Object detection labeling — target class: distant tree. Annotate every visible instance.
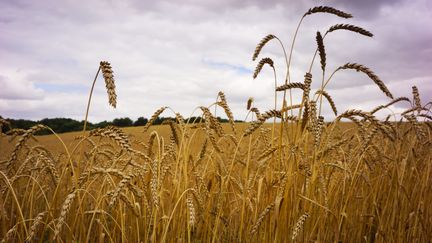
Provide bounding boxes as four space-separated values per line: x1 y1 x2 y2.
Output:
94 120 113 128
8 119 37 130
2 115 186 134
40 118 84 133
112 117 133 127
153 117 163 125
134 117 148 126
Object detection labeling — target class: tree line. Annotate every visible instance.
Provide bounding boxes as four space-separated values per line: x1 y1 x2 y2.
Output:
0 116 242 135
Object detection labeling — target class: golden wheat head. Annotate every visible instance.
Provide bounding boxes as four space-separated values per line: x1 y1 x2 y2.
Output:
100 61 117 108
252 34 276 61
316 31 326 72
304 6 352 18
326 24 373 37
253 57 274 79
337 63 393 99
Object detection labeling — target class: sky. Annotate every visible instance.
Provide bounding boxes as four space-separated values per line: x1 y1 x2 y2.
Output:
0 0 431 122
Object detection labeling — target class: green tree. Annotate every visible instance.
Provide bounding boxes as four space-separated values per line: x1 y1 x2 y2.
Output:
112 117 133 127
134 117 148 126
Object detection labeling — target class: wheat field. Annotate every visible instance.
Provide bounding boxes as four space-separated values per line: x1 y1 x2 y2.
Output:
1 5 431 243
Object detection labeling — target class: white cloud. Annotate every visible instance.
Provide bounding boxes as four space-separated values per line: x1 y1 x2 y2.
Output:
0 74 44 100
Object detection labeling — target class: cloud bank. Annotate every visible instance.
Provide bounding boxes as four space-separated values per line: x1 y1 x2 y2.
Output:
0 0 431 121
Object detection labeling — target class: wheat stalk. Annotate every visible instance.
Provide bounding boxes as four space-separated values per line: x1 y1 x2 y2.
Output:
83 61 117 132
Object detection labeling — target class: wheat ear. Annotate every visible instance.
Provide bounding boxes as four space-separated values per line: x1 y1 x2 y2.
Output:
7 124 46 170
217 91 236 134
292 213 309 241
412 86 421 112
370 97 411 114
251 203 275 235
253 57 274 79
83 61 117 132
53 191 77 239
326 24 373 37
25 211 48 242
276 82 306 91
90 126 132 152
100 61 117 108
244 110 283 136
316 31 326 72
304 6 352 18
252 34 276 61
1 224 18 243
337 63 393 99
143 107 168 132
246 97 254 110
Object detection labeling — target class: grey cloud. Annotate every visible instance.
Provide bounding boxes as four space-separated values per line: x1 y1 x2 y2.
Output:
332 0 402 18
0 75 44 100
0 0 430 121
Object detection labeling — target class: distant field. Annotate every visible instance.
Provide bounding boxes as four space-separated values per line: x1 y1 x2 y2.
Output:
1 122 357 160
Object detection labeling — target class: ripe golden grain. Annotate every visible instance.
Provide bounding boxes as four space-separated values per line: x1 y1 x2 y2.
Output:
100 61 117 108
326 24 373 37
252 34 276 61
304 6 352 18
337 63 394 99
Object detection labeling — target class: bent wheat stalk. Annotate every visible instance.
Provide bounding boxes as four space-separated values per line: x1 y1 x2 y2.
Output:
83 61 117 133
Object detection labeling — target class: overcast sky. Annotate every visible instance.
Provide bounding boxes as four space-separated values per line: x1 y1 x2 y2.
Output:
0 0 431 122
